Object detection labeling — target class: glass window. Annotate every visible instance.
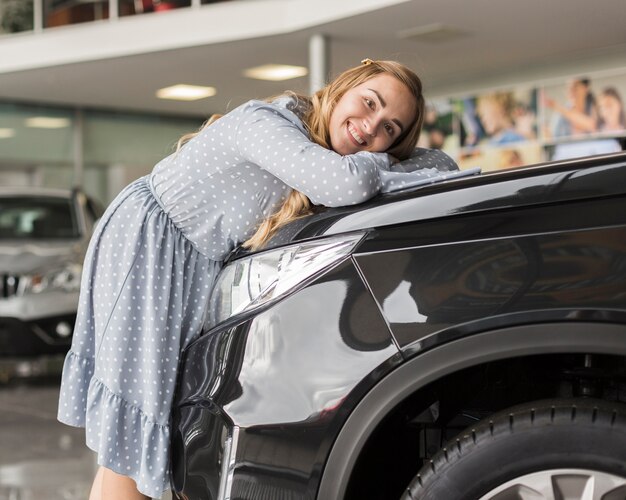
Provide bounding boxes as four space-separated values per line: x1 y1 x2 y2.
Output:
0 103 75 191
0 101 204 205
44 0 108 27
0 196 79 239
0 0 34 33
119 0 195 17
83 110 201 166
0 103 74 164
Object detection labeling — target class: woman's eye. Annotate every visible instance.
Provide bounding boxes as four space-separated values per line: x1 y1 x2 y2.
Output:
385 124 395 135
365 98 375 109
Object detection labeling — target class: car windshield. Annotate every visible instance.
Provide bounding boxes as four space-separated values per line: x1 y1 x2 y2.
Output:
0 196 80 239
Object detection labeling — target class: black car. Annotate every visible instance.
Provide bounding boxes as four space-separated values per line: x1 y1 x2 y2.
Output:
171 152 626 500
0 187 103 380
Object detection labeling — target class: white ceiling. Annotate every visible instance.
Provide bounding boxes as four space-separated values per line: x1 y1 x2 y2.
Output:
1 0 626 118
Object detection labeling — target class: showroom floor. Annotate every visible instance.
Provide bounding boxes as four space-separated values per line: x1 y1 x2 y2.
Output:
0 378 171 500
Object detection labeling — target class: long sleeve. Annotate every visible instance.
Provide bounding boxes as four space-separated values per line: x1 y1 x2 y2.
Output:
393 147 459 173
378 148 481 193
235 100 390 207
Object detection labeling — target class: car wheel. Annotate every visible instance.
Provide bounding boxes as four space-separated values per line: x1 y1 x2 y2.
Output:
403 398 626 500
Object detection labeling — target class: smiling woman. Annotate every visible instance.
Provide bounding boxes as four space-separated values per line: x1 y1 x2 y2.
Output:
244 59 428 249
56 58 467 500
329 73 417 155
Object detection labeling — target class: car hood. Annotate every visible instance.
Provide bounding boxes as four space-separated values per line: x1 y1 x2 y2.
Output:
0 240 85 274
233 153 626 258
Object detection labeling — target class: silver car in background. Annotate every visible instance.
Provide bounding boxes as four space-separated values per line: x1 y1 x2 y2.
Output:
0 188 102 381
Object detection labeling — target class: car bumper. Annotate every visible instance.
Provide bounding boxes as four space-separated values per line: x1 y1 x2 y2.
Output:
0 291 77 380
171 259 400 500
0 289 77 356
0 353 66 381
171 402 237 500
0 290 78 321
0 313 76 357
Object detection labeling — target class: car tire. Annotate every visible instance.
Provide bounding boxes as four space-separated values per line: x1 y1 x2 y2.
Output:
403 398 626 500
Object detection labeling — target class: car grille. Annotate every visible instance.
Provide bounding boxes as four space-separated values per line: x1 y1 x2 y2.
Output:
1 275 20 298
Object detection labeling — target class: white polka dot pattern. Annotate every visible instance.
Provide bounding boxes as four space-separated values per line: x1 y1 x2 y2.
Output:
149 96 393 260
378 147 471 191
56 95 466 498
58 180 220 498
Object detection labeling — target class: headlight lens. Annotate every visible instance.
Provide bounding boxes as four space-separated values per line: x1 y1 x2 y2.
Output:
207 233 364 330
22 263 83 295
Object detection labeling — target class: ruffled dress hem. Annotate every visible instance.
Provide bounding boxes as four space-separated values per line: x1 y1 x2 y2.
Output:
58 350 170 499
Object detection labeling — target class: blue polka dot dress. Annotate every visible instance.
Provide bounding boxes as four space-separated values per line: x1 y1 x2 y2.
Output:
57 95 468 498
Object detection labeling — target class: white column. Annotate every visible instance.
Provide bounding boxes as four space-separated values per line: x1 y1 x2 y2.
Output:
109 0 119 20
73 109 84 187
308 33 329 94
33 0 43 32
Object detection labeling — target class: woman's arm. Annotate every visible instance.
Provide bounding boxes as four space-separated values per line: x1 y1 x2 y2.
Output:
543 94 598 134
391 147 459 172
379 148 479 193
235 100 390 207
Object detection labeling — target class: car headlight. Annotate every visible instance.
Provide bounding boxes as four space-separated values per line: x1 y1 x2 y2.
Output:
207 233 364 330
22 263 83 295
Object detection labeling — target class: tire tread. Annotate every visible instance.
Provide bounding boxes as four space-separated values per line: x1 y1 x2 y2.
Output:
403 398 626 500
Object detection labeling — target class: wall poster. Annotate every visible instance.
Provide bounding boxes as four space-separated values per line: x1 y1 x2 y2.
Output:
429 68 626 171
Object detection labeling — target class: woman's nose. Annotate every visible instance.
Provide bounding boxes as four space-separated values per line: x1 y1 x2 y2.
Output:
364 117 381 136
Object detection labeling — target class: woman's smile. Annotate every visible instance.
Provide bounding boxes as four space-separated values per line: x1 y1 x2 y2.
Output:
329 73 416 156
347 122 366 145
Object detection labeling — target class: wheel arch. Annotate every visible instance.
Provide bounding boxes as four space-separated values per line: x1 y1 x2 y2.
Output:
317 321 626 500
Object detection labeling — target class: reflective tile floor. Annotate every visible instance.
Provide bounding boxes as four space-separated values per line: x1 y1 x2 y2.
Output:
0 378 171 500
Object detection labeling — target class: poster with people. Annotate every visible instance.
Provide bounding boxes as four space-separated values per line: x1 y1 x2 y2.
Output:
457 143 543 171
541 72 626 160
456 88 537 148
431 70 625 171
448 87 540 171
417 98 460 158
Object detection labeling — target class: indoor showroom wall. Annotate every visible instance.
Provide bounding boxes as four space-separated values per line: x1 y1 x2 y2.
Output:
0 103 203 204
0 48 624 204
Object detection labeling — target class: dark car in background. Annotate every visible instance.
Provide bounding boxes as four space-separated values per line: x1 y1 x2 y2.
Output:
171 152 626 500
0 188 102 380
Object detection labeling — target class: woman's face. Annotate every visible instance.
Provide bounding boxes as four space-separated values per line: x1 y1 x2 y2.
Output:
477 99 507 135
329 73 416 156
598 93 622 127
567 80 588 104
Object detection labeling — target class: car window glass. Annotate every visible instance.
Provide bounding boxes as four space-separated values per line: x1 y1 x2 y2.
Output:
0 197 79 239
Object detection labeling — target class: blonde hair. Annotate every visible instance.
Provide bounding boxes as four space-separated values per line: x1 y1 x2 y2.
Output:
178 60 425 250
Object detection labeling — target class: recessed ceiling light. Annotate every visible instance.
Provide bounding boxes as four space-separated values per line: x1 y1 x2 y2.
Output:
397 23 468 43
25 117 71 128
243 64 308 81
0 128 15 138
156 84 217 101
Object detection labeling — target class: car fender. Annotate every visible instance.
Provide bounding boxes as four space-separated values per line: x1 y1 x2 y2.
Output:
317 320 626 500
